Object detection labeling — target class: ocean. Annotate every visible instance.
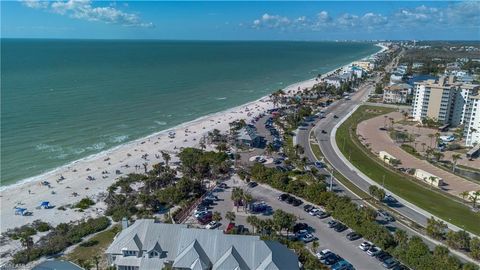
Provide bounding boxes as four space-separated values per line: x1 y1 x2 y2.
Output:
1 39 378 186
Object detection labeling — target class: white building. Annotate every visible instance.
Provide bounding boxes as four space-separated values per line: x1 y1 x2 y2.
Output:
322 76 344 88
383 83 412 104
464 95 480 146
106 219 300 270
411 76 458 124
414 169 444 187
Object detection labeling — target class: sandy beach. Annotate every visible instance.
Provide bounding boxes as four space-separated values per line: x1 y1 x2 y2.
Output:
0 44 386 263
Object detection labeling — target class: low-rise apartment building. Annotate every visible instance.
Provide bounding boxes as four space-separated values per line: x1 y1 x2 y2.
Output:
383 83 412 104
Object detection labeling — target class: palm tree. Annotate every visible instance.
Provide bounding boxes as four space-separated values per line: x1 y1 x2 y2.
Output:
231 187 244 211
451 153 461 173
402 111 409 121
470 190 480 208
246 215 259 233
161 151 171 167
93 255 100 270
311 240 319 253
459 191 470 201
212 211 222 222
225 211 236 223
394 229 408 246
243 193 254 212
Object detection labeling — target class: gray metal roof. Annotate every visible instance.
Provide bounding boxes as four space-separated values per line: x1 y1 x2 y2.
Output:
106 219 299 270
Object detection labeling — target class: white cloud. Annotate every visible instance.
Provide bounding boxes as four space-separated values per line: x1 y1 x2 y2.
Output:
20 0 154 28
250 1 479 32
252 13 291 29
21 0 48 9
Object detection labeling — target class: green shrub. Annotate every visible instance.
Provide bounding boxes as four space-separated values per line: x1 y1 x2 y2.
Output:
79 239 99 247
74 198 95 210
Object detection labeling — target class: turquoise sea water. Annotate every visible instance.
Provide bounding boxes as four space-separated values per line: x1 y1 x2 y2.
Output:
1 40 378 186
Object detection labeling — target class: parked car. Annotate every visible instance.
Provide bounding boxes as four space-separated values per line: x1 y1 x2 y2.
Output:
384 195 397 203
309 208 320 216
293 223 309 233
292 198 303 206
316 211 330 219
346 231 362 241
359 241 373 251
321 130 328 134
375 251 391 262
391 264 408 270
218 182 228 189
286 196 296 204
322 253 342 266
194 210 209 218
334 223 348 232
316 249 332 260
382 257 399 269
331 260 354 270
247 181 258 188
278 193 289 201
333 115 339 118
366 246 382 256
300 233 316 243
303 204 313 212
314 161 325 168
224 222 235 233
328 220 339 228
205 221 220 229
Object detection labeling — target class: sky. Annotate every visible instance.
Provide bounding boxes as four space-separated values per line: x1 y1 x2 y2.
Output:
1 1 480 40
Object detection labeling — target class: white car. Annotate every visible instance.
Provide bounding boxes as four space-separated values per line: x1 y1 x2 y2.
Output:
366 246 382 256
300 233 315 243
205 221 219 229
194 210 209 218
358 241 372 251
316 249 332 260
308 208 320 216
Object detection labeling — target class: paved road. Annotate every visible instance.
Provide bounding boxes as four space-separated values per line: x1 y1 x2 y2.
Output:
295 79 478 264
205 177 385 270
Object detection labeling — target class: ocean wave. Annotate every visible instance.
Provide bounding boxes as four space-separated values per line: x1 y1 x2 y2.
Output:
155 121 167 126
110 135 129 143
215 97 227 100
36 143 63 153
86 142 106 151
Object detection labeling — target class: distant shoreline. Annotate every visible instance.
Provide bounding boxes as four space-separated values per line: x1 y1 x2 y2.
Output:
0 43 385 192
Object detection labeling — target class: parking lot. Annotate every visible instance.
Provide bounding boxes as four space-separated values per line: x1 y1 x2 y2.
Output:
184 176 389 270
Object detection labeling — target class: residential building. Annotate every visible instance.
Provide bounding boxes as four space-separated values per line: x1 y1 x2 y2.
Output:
237 125 265 148
412 76 458 124
106 219 300 270
383 83 412 104
464 95 480 146
322 76 344 88
352 60 375 71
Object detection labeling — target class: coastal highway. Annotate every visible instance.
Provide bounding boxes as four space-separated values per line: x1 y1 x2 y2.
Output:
295 78 477 264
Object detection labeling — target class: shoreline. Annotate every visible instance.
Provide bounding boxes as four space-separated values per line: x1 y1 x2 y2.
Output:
0 44 385 193
0 44 386 237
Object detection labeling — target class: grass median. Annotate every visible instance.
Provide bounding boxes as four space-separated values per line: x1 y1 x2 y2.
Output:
335 105 480 235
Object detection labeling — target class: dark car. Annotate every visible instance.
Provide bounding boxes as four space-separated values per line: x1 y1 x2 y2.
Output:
321 130 327 134
292 198 303 206
382 257 399 269
316 211 330 219
247 182 258 188
293 223 309 233
334 223 348 232
286 196 295 204
278 193 289 201
333 115 339 118
392 264 408 270
323 253 342 266
328 220 339 228
303 204 313 212
376 251 391 262
346 232 362 241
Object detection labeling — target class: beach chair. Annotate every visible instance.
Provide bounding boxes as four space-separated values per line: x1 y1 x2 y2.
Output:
14 207 28 216
38 201 53 209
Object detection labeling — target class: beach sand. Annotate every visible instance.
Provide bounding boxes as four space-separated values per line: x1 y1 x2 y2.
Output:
0 44 386 263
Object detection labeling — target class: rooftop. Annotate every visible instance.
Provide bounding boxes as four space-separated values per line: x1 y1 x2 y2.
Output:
106 219 299 270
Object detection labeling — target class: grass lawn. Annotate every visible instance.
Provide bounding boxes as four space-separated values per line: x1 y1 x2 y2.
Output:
65 225 119 265
336 105 480 235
